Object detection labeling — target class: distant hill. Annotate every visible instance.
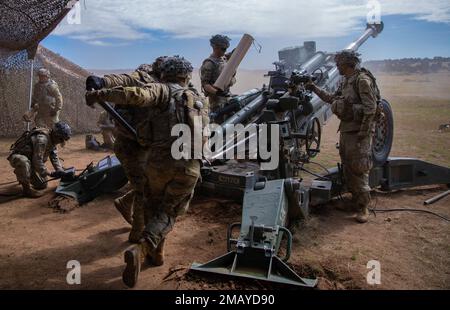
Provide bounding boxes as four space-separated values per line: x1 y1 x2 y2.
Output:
363 57 450 74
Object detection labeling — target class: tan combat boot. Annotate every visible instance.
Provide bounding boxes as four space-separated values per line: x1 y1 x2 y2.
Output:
355 206 369 223
122 240 151 288
114 190 134 225
149 239 165 266
122 239 163 287
21 183 44 198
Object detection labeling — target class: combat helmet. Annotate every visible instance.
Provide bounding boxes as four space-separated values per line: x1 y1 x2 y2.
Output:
151 56 168 76
160 56 193 80
210 34 231 49
136 63 153 74
334 50 361 66
52 121 72 141
37 68 50 77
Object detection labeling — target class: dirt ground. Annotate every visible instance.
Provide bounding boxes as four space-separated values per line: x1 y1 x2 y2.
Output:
0 72 449 290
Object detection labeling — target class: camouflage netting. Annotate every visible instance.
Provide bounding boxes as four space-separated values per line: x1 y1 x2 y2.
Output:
0 0 74 53
0 46 99 137
0 0 99 137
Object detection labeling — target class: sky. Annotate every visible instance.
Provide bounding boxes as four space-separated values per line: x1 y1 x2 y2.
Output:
42 0 450 70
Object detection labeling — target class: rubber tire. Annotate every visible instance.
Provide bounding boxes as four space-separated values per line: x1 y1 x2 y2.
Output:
372 99 394 166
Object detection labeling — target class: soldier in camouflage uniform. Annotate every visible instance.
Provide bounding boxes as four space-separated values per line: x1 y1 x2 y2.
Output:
97 111 115 150
8 122 72 197
23 68 63 128
306 50 379 223
86 56 209 288
86 56 167 243
200 34 236 123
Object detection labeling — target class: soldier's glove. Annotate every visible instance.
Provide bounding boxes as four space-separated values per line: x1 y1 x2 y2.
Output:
214 88 227 97
304 81 316 92
50 170 65 179
86 75 105 91
85 90 101 107
22 113 32 122
209 112 218 121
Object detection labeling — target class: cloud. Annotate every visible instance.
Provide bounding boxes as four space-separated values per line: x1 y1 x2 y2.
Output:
52 0 450 44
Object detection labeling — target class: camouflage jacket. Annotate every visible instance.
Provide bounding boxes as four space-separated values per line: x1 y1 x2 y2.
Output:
91 83 209 175
31 80 63 119
9 128 62 176
103 68 159 139
315 68 379 134
200 55 236 96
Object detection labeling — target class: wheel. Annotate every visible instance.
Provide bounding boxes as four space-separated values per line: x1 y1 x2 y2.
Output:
372 99 394 166
306 117 321 158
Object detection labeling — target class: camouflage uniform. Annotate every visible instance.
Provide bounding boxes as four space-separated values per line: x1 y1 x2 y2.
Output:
200 35 235 122
87 82 206 230
102 66 159 241
30 78 63 128
314 67 379 214
97 111 115 149
200 55 235 113
8 127 63 191
86 57 208 287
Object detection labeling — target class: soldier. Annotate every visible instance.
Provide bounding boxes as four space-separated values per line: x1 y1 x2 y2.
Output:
85 56 167 243
85 55 209 288
97 111 115 149
306 50 380 223
23 68 63 128
200 34 236 123
8 122 72 197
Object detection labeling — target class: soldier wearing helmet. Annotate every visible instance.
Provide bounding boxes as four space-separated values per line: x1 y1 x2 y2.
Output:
23 68 64 129
200 34 236 123
306 50 381 223
84 56 168 244
85 56 209 287
8 122 72 198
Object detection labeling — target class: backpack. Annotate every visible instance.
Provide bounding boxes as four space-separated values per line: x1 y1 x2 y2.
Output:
353 67 383 118
8 127 50 159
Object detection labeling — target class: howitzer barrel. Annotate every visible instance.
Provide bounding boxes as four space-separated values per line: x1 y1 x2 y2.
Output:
345 22 384 51
298 52 327 74
221 93 266 127
308 23 384 115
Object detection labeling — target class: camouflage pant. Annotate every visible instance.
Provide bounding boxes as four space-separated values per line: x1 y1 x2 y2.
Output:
8 154 48 189
142 157 199 248
101 129 115 149
339 132 373 208
114 135 148 227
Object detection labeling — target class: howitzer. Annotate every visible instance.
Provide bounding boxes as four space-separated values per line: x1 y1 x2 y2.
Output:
211 23 390 171
59 22 450 288
192 22 450 287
